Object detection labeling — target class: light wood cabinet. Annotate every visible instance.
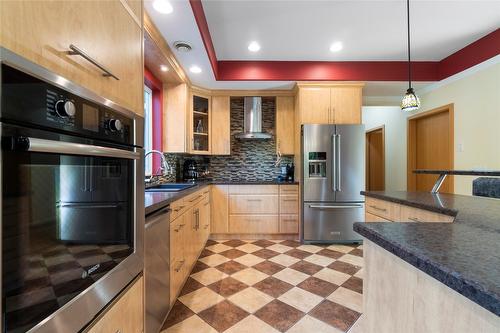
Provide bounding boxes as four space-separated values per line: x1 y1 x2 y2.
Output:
229 215 279 234
365 212 392 223
366 197 401 221
0 0 144 115
211 96 231 155
229 195 279 215
280 196 299 214
280 215 299 233
330 86 363 124
211 185 229 233
164 83 189 153
276 96 295 155
400 205 454 223
189 92 211 154
86 276 143 333
297 87 331 124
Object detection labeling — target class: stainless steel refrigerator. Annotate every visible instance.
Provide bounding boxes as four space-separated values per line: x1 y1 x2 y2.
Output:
301 124 365 243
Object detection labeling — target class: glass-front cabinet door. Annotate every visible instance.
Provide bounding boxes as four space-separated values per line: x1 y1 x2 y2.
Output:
190 93 211 154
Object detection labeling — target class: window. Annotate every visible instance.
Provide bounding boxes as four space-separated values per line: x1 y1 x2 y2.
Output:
144 85 153 176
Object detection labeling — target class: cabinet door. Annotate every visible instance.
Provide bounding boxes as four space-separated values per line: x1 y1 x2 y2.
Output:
330 87 362 124
164 83 189 153
200 197 211 243
276 96 295 155
190 94 211 154
299 88 330 124
211 185 229 233
211 96 231 155
170 214 187 304
87 277 143 333
0 0 143 115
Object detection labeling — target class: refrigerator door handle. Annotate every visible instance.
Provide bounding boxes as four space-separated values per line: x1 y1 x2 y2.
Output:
331 134 337 191
336 134 341 191
308 204 364 209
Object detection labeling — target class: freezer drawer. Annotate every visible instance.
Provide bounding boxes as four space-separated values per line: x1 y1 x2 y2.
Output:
303 202 364 243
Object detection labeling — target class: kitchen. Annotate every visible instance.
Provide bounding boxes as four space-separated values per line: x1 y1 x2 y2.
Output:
0 1 499 333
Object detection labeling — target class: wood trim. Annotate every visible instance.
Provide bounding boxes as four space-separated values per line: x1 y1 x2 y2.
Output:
407 104 454 192
211 89 295 97
295 82 365 88
366 125 385 191
119 0 141 27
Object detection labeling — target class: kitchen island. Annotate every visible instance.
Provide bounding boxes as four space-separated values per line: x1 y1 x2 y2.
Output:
354 191 500 333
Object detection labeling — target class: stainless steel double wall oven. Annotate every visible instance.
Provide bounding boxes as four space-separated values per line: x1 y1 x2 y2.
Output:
0 48 144 333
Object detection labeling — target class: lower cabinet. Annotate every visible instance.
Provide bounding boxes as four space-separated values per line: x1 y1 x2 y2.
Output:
86 276 144 333
169 187 210 306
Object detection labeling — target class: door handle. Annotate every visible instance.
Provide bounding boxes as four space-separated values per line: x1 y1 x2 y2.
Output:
67 44 119 80
336 134 341 191
331 134 337 191
309 204 363 209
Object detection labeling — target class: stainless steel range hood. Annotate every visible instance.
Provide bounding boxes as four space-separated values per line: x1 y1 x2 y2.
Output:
235 97 272 139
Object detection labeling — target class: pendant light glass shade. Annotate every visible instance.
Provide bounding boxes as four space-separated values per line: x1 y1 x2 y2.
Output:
401 87 420 112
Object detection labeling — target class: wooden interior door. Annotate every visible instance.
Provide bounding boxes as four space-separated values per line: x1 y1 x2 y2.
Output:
366 127 385 191
408 105 454 193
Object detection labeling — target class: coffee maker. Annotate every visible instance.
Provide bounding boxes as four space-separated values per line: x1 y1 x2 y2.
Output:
183 159 198 182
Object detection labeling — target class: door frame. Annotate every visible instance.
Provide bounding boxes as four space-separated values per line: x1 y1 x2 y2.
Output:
365 125 385 191
407 104 454 192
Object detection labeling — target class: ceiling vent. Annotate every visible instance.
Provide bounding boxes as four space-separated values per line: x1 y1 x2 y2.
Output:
173 41 192 52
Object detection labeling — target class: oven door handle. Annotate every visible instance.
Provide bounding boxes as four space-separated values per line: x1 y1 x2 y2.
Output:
4 136 139 160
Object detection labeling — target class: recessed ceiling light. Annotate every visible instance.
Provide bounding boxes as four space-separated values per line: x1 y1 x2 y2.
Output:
160 65 168 72
248 41 261 52
189 65 202 74
329 41 343 53
153 0 173 14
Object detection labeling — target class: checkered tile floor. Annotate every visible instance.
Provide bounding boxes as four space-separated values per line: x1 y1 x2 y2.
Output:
162 239 363 333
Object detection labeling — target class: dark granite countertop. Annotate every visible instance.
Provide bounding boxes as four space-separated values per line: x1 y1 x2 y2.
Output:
413 169 500 176
355 190 500 315
145 180 298 215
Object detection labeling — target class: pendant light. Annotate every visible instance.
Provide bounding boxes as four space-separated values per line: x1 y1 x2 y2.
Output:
401 0 421 112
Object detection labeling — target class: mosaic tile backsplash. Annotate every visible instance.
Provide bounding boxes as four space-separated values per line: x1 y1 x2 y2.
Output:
163 97 294 182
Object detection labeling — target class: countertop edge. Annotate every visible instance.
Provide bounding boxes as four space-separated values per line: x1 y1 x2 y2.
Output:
144 183 211 216
354 222 499 316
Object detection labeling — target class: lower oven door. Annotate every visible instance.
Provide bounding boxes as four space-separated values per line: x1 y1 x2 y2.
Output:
1 124 144 333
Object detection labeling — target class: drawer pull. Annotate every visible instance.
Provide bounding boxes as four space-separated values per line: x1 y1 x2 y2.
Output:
369 205 387 212
408 217 421 222
174 260 185 272
173 223 185 232
283 199 297 202
247 199 262 202
204 202 210 206
67 44 119 80
204 224 209 229
245 219 260 222
173 205 185 212
282 219 297 222
189 195 202 202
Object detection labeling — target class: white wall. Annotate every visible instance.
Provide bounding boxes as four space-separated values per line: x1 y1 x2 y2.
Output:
362 106 408 191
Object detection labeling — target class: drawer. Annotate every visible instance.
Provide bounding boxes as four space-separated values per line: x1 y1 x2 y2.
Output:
400 205 454 223
184 190 205 206
280 215 299 233
229 215 279 233
365 212 392 222
170 215 186 262
280 185 299 195
170 258 187 305
229 195 279 214
280 195 299 214
171 199 187 221
229 185 279 195
366 197 400 221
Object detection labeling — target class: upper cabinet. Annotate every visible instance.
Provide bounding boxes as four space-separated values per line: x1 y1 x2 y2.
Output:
276 96 295 156
0 0 144 115
190 91 211 154
163 83 189 153
211 96 231 155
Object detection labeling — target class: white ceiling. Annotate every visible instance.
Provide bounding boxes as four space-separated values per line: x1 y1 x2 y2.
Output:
203 0 500 61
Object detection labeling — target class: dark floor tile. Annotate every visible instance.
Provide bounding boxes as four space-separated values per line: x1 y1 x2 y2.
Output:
349 248 363 257
191 261 210 274
72 249 105 259
289 261 323 275
280 240 301 248
252 249 280 260
198 300 249 332
222 239 247 248
220 249 247 259
208 277 248 297
5 276 52 297
206 239 218 246
253 277 293 298
252 240 275 248
162 300 195 329
215 261 247 275
46 261 81 274
342 276 363 294
254 300 304 332
4 299 59 331
310 300 361 332
317 249 344 259
253 261 285 275
199 248 216 258
297 277 339 297
179 277 205 297
328 261 361 275
285 249 312 259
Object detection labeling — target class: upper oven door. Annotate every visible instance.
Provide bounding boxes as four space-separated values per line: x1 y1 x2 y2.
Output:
1 123 142 333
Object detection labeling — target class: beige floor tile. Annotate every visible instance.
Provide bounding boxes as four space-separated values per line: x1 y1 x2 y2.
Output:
327 244 356 253
273 268 309 285
228 287 273 313
314 268 351 285
296 244 324 253
224 315 280 333
287 315 343 333
327 287 363 313
232 268 269 286
304 254 335 267
163 315 218 333
278 287 323 313
357 244 363 250
233 254 265 266
354 268 364 279
207 243 233 253
199 253 231 267
348 315 364 333
191 267 229 286
236 243 263 253
268 239 283 243
269 254 300 267
179 287 225 313
338 254 364 267
267 243 293 253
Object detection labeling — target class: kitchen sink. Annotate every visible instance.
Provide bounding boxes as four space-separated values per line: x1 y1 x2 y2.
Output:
145 183 195 192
